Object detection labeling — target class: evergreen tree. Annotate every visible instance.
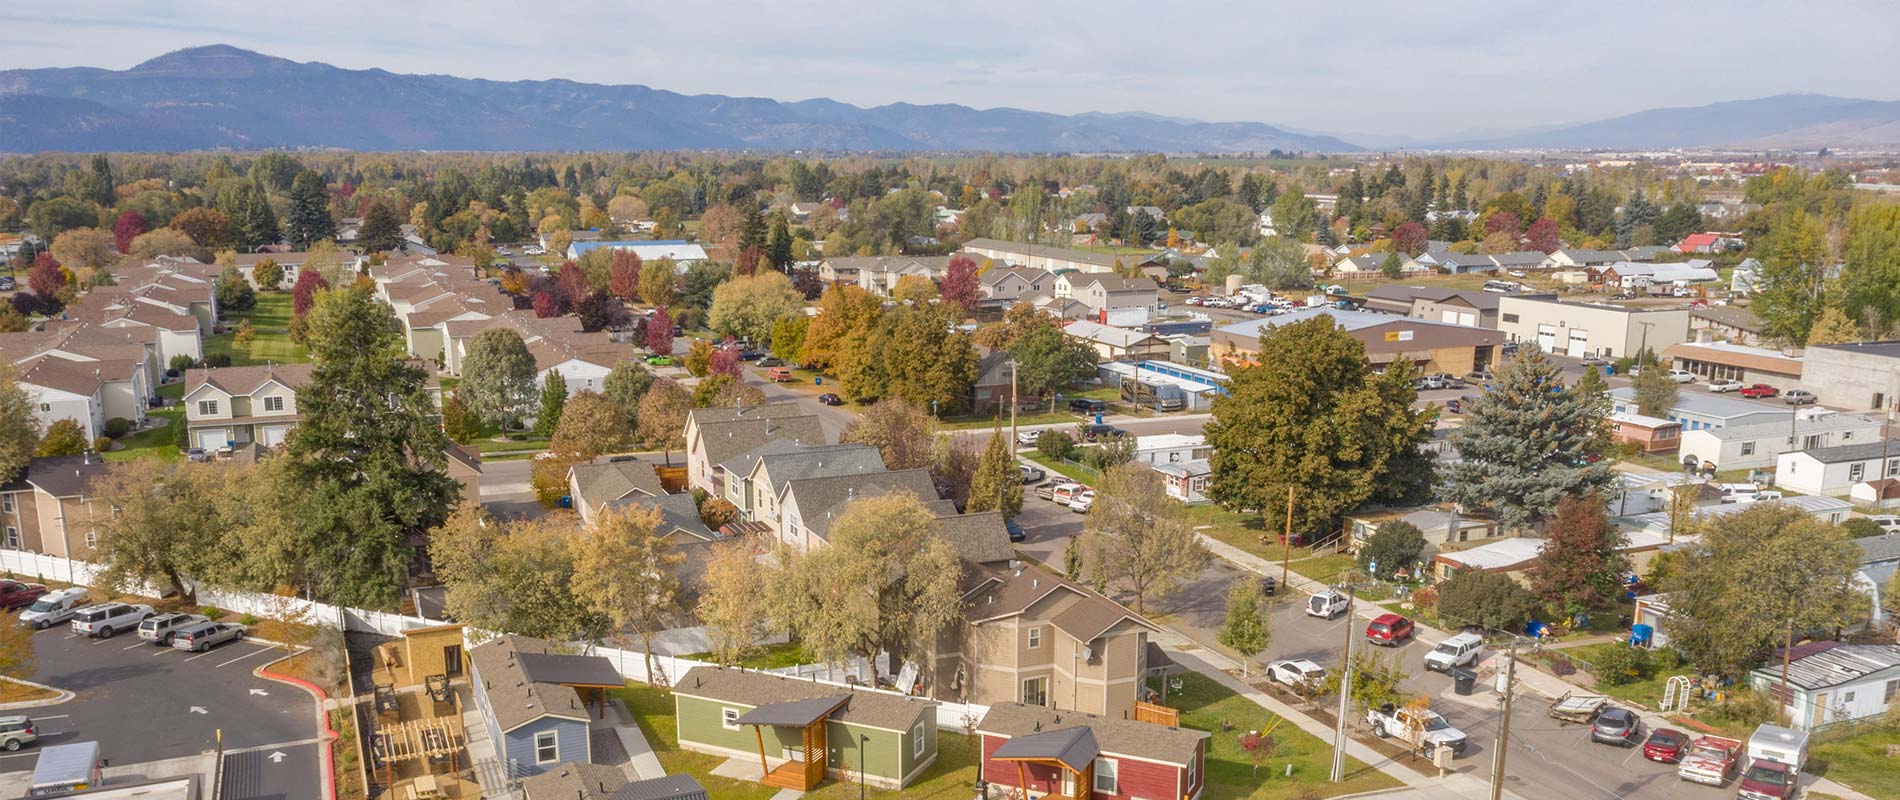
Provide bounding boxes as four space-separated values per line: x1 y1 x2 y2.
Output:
1381 251 1403 279
284 170 336 248
1631 361 1678 417
534 371 568 438
357 202 405 253
967 422 1023 519
87 154 117 206
766 215 794 272
601 363 653 432
1443 347 1615 530
227 181 280 249
738 203 767 253
284 285 460 606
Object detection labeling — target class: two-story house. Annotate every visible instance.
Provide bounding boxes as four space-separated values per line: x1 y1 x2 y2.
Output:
940 564 1165 721
15 356 108 440
1055 274 1159 317
683 405 826 495
775 470 941 551
0 454 113 556
718 442 885 531
181 364 315 451
978 269 1054 310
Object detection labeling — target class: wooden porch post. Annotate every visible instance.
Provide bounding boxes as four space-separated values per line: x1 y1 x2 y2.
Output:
1016 762 1029 798
754 725 769 778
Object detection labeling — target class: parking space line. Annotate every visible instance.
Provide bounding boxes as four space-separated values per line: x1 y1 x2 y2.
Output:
180 647 221 662
215 645 274 668
122 641 147 650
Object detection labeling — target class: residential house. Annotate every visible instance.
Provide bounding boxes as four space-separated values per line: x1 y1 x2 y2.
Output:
1167 336 1209 369
1496 296 1689 360
1545 247 1669 269
1363 285 1503 328
1746 643 1900 731
1608 411 1682 454
1334 253 1429 278
181 364 315 451
1213 308 1499 376
1431 529 1675 583
1063 320 1166 362
529 337 636 395
1676 411 1884 472
671 666 939 791
1732 258 1763 295
717 442 885 531
1855 535 1900 630
960 239 1165 277
1851 479 1900 510
1153 460 1211 504
1055 274 1159 317
1608 387 1789 433
1620 495 1852 538
1675 232 1742 254
1801 341 1900 412
1131 434 1209 465
971 349 1027 414
446 444 482 502
978 268 1054 309
1688 306 1767 347
1432 251 1549 275
1774 439 1900 496
566 240 710 268
520 765 708 800
1346 505 1503 557
942 563 1165 721
468 635 624 779
86 300 204 368
1601 261 1720 293
976 703 1208 800
567 459 669 526
775 468 939 551
0 454 112 556
682 404 826 495
838 255 952 297
15 357 109 439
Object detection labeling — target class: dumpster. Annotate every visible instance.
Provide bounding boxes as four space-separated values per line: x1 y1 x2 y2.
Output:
1451 668 1477 696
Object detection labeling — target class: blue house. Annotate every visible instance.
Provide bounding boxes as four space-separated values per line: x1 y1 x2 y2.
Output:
470 635 625 780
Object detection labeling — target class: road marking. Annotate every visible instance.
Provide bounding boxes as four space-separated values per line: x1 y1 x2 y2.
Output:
122 641 148 650
224 737 323 755
155 647 180 656
215 646 274 668
181 648 220 662
267 751 286 763
31 715 68 720
189 705 208 714
248 688 269 696
0 751 40 761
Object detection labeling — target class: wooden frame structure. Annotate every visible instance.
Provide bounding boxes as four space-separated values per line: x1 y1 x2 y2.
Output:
370 716 466 786
734 695 851 791
991 727 1100 800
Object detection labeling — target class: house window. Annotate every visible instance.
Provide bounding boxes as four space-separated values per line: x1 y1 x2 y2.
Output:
1885 679 1898 703
3 527 18 549
1022 677 1048 707
721 708 741 730
1027 627 1042 650
912 721 927 757
263 396 284 412
1740 442 1756 457
1 494 11 513
1842 690 1856 704
1875 393 1886 411
198 400 218 416
39 403 50 413
1889 458 1900 477
1501 313 1520 323
533 731 559 764
1850 463 1866 482
84 531 97 549
1186 747 1199 788
1093 758 1119 794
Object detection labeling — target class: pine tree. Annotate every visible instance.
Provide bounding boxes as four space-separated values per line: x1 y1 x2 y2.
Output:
227 181 280 249
967 422 1023 519
357 202 404 253
284 170 336 248
766 215 794 272
738 203 767 253
1631 361 1678 417
1063 535 1084 580
534 370 568 438
1381 251 1403 279
1443 346 1615 530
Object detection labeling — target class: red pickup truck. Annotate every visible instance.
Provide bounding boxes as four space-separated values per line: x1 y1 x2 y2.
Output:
0 579 48 611
1738 384 1780 399
1676 735 1742 785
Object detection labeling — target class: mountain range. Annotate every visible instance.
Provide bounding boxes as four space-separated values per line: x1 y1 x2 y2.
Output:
1 46 1897 153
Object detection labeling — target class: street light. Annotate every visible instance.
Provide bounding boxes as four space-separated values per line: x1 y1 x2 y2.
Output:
859 733 869 800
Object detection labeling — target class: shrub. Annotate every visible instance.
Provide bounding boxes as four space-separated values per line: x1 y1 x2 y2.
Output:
168 354 196 373
205 353 232 368
1037 430 1075 460
239 614 261 626
1590 644 1650 687
199 606 225 619
103 418 131 439
1436 569 1542 631
91 436 113 453
1842 518 1885 538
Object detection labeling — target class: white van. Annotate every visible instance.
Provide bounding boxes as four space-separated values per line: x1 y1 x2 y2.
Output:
18 588 89 630
1423 632 1485 672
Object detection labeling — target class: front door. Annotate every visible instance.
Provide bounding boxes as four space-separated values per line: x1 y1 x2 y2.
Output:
443 645 463 677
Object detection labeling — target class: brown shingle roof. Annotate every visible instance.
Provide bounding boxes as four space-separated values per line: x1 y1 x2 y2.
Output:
185 363 316 397
17 356 104 397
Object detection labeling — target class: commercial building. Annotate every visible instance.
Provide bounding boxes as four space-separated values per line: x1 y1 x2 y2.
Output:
1212 307 1499 375
1362 285 1503 328
1803 341 1900 412
1662 340 1803 387
1496 296 1689 360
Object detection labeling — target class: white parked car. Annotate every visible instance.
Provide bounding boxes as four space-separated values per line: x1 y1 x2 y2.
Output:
1422 632 1485 672
1707 378 1745 393
1069 491 1097 514
1865 514 1900 532
19 588 90 630
1016 430 1043 447
1305 589 1350 619
1666 369 1696 383
69 602 154 639
1264 658 1327 690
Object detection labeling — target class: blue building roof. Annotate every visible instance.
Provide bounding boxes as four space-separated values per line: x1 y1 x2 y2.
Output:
568 239 692 256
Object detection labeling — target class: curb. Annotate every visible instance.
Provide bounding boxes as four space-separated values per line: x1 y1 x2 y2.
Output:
0 676 74 710
255 648 337 800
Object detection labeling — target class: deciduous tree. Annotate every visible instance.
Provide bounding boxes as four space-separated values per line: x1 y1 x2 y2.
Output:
698 541 767 666
1526 493 1628 619
429 505 601 641
571 504 683 680
1082 463 1209 613
635 379 692 458
172 207 237 250
250 258 284 291
112 210 148 253
966 422 1023 518
1218 580 1271 677
602 363 654 431
1436 570 1541 631
708 272 802 347
36 419 87 456
50 227 119 280
1009 324 1096 405
534 370 568 438
843 398 936 470
1356 521 1426 580
801 284 883 369
644 307 675 356
88 459 227 599
0 362 39 483
939 254 980 311
1805 305 1860 346
461 328 538 431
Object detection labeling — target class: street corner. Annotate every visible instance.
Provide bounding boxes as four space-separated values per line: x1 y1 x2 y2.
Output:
0 676 76 711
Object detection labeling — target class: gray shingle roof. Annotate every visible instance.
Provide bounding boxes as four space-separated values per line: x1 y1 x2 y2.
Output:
992 726 1099 773
781 469 940 543
470 635 611 732
977 703 1206 766
698 416 827 469
570 460 668 507
673 666 935 732
933 511 1015 565
749 444 886 495
602 491 719 542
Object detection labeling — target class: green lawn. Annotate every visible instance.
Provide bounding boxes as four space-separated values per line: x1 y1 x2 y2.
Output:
1023 451 1099 484
206 293 311 366
1162 671 1400 799
1188 506 1317 562
1556 642 1677 711
680 641 813 670
464 420 550 456
104 383 184 462
1810 726 1900 800
613 682 980 800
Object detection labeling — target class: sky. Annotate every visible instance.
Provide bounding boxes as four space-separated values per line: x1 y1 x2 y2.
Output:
1 0 1894 142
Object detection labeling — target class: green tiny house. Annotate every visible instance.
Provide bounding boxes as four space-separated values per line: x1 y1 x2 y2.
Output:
673 666 940 790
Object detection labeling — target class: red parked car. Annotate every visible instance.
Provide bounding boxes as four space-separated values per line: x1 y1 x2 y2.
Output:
1641 728 1690 763
1365 613 1414 646
1738 384 1780 399
0 580 48 611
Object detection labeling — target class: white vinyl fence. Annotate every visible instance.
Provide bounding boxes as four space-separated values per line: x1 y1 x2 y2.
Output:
2 551 988 730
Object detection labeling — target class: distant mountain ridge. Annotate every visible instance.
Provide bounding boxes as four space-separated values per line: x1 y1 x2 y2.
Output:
1427 93 1900 150
0 45 1359 153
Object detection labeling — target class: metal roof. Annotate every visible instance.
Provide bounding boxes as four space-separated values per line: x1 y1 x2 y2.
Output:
516 651 626 688
1753 643 1900 691
991 726 1100 773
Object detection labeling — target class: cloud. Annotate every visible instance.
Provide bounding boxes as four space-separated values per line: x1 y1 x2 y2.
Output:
0 0 1894 139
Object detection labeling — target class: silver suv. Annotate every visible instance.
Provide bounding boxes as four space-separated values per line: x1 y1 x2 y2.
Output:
0 716 36 751
138 612 208 645
69 602 154 639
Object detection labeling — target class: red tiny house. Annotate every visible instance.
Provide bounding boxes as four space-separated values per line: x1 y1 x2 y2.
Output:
977 703 1206 800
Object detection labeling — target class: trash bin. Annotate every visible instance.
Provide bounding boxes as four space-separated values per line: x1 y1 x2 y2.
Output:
1451 668 1477 696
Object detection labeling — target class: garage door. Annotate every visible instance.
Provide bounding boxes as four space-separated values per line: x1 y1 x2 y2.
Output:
1567 328 1590 356
259 425 289 447
196 430 227 450
1536 324 1557 352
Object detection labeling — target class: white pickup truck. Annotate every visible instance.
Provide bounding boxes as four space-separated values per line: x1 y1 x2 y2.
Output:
1367 702 1469 756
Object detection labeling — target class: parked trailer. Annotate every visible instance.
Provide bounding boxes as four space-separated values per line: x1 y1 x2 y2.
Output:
1548 692 1610 724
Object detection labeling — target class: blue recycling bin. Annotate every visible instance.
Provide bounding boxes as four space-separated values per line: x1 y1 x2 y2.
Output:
1629 623 1654 647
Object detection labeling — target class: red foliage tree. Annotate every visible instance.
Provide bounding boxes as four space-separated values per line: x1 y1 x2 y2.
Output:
1526 217 1561 254
556 261 588 305
112 211 149 254
735 245 763 277
708 338 743 378
532 290 561 318
291 270 330 318
1391 221 1428 257
608 250 642 300
940 255 979 311
645 307 675 356
1484 210 1522 237
28 253 66 298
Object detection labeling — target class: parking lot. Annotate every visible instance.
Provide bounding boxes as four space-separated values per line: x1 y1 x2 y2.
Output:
1 618 321 797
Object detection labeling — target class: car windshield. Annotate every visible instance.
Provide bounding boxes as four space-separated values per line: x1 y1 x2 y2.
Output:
1598 713 1629 729
75 610 104 622
1651 731 1685 746
1433 642 1459 655
1423 715 1450 732
1370 623 1390 633
27 599 56 612
1744 764 1789 784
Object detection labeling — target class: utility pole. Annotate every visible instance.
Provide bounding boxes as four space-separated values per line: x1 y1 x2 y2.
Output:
1489 639 1519 800
1330 586 1356 783
1779 619 1794 696
1009 360 1019 451
1281 486 1294 586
